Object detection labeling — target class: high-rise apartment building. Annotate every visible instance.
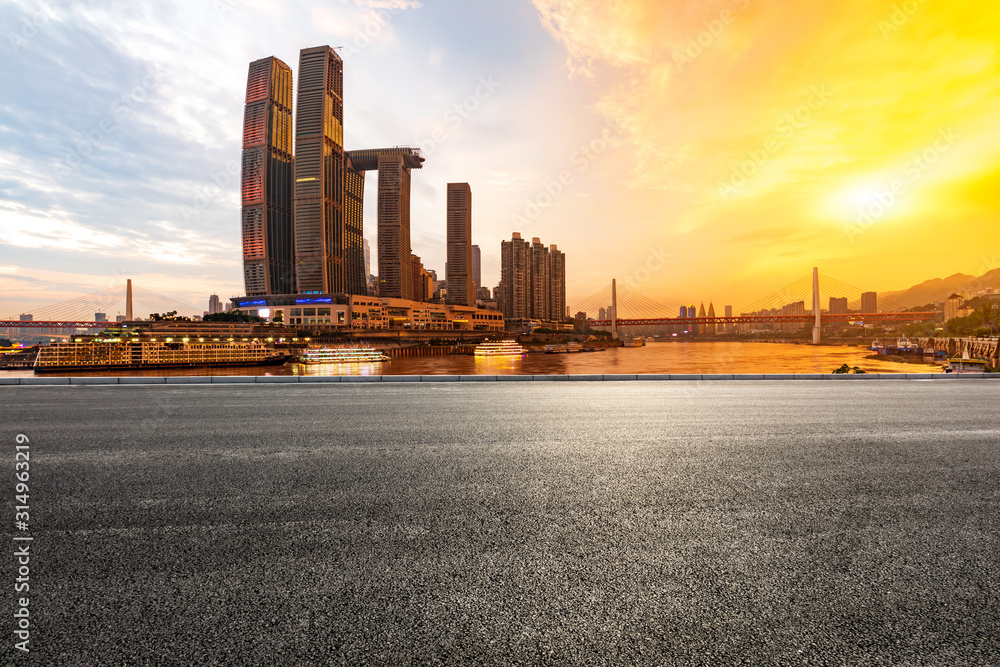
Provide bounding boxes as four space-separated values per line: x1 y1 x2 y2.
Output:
499 232 565 321
829 297 848 314
294 46 345 294
529 238 550 320
861 291 877 313
548 245 565 323
208 294 223 315
471 244 481 292
241 56 294 296
446 183 474 306
500 232 530 319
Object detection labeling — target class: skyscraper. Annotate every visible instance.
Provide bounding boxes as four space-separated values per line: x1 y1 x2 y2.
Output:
446 183 474 306
548 245 566 323
377 154 413 299
343 155 366 295
294 46 345 294
345 147 424 297
471 244 481 293
241 56 294 296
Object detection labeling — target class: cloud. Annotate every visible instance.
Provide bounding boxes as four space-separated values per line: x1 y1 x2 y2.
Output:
531 0 1000 303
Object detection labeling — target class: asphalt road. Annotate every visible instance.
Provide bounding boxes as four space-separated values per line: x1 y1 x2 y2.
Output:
3 381 999 665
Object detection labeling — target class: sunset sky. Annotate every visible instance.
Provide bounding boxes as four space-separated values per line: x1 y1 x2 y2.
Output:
2 0 999 318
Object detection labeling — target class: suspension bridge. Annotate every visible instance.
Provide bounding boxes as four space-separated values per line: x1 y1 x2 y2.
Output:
574 268 939 344
0 280 202 333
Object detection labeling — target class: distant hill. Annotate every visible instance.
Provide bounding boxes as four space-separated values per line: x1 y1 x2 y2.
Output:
881 268 1000 309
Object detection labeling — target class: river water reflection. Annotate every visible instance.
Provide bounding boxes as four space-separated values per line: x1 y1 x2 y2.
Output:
5 342 942 377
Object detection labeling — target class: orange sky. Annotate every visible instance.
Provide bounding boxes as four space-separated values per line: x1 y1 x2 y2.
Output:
530 0 1000 311
2 1 999 317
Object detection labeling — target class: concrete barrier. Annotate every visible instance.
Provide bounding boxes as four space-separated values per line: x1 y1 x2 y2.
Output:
119 377 167 384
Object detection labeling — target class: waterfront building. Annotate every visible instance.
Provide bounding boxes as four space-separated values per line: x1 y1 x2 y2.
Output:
242 56 294 296
500 232 530 319
345 147 424 297
293 46 345 294
471 244 481 292
829 297 848 314
343 155 366 295
861 291 878 314
377 153 415 300
549 245 566 323
529 238 550 320
230 294 502 332
446 183 474 306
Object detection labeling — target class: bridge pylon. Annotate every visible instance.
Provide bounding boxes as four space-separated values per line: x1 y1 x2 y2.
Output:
812 267 821 345
611 279 618 340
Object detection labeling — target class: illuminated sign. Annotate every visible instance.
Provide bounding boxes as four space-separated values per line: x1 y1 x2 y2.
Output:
258 309 271 318
295 298 333 305
239 300 267 307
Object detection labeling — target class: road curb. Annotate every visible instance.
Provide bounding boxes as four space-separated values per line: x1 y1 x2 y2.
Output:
3 373 997 385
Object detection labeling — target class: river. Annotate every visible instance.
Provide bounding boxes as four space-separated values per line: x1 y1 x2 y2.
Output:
3 342 942 377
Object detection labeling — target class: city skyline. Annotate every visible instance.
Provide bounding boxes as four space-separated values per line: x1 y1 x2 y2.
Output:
2 1 999 317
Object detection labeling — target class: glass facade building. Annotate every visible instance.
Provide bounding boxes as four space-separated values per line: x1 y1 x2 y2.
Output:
294 46 345 294
241 56 294 296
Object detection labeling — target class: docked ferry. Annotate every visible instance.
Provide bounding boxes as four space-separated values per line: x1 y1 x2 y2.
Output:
474 340 527 357
298 346 390 364
943 349 991 374
34 338 290 373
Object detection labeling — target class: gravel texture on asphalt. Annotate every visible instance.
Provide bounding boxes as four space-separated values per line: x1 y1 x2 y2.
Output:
3 381 999 665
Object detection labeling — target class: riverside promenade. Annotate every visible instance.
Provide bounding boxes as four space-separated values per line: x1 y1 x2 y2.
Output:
4 380 999 664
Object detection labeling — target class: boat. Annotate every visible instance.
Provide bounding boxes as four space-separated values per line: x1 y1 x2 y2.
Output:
34 338 290 373
566 342 582 353
474 340 526 357
943 348 991 374
544 344 568 354
299 346 390 364
623 336 646 348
